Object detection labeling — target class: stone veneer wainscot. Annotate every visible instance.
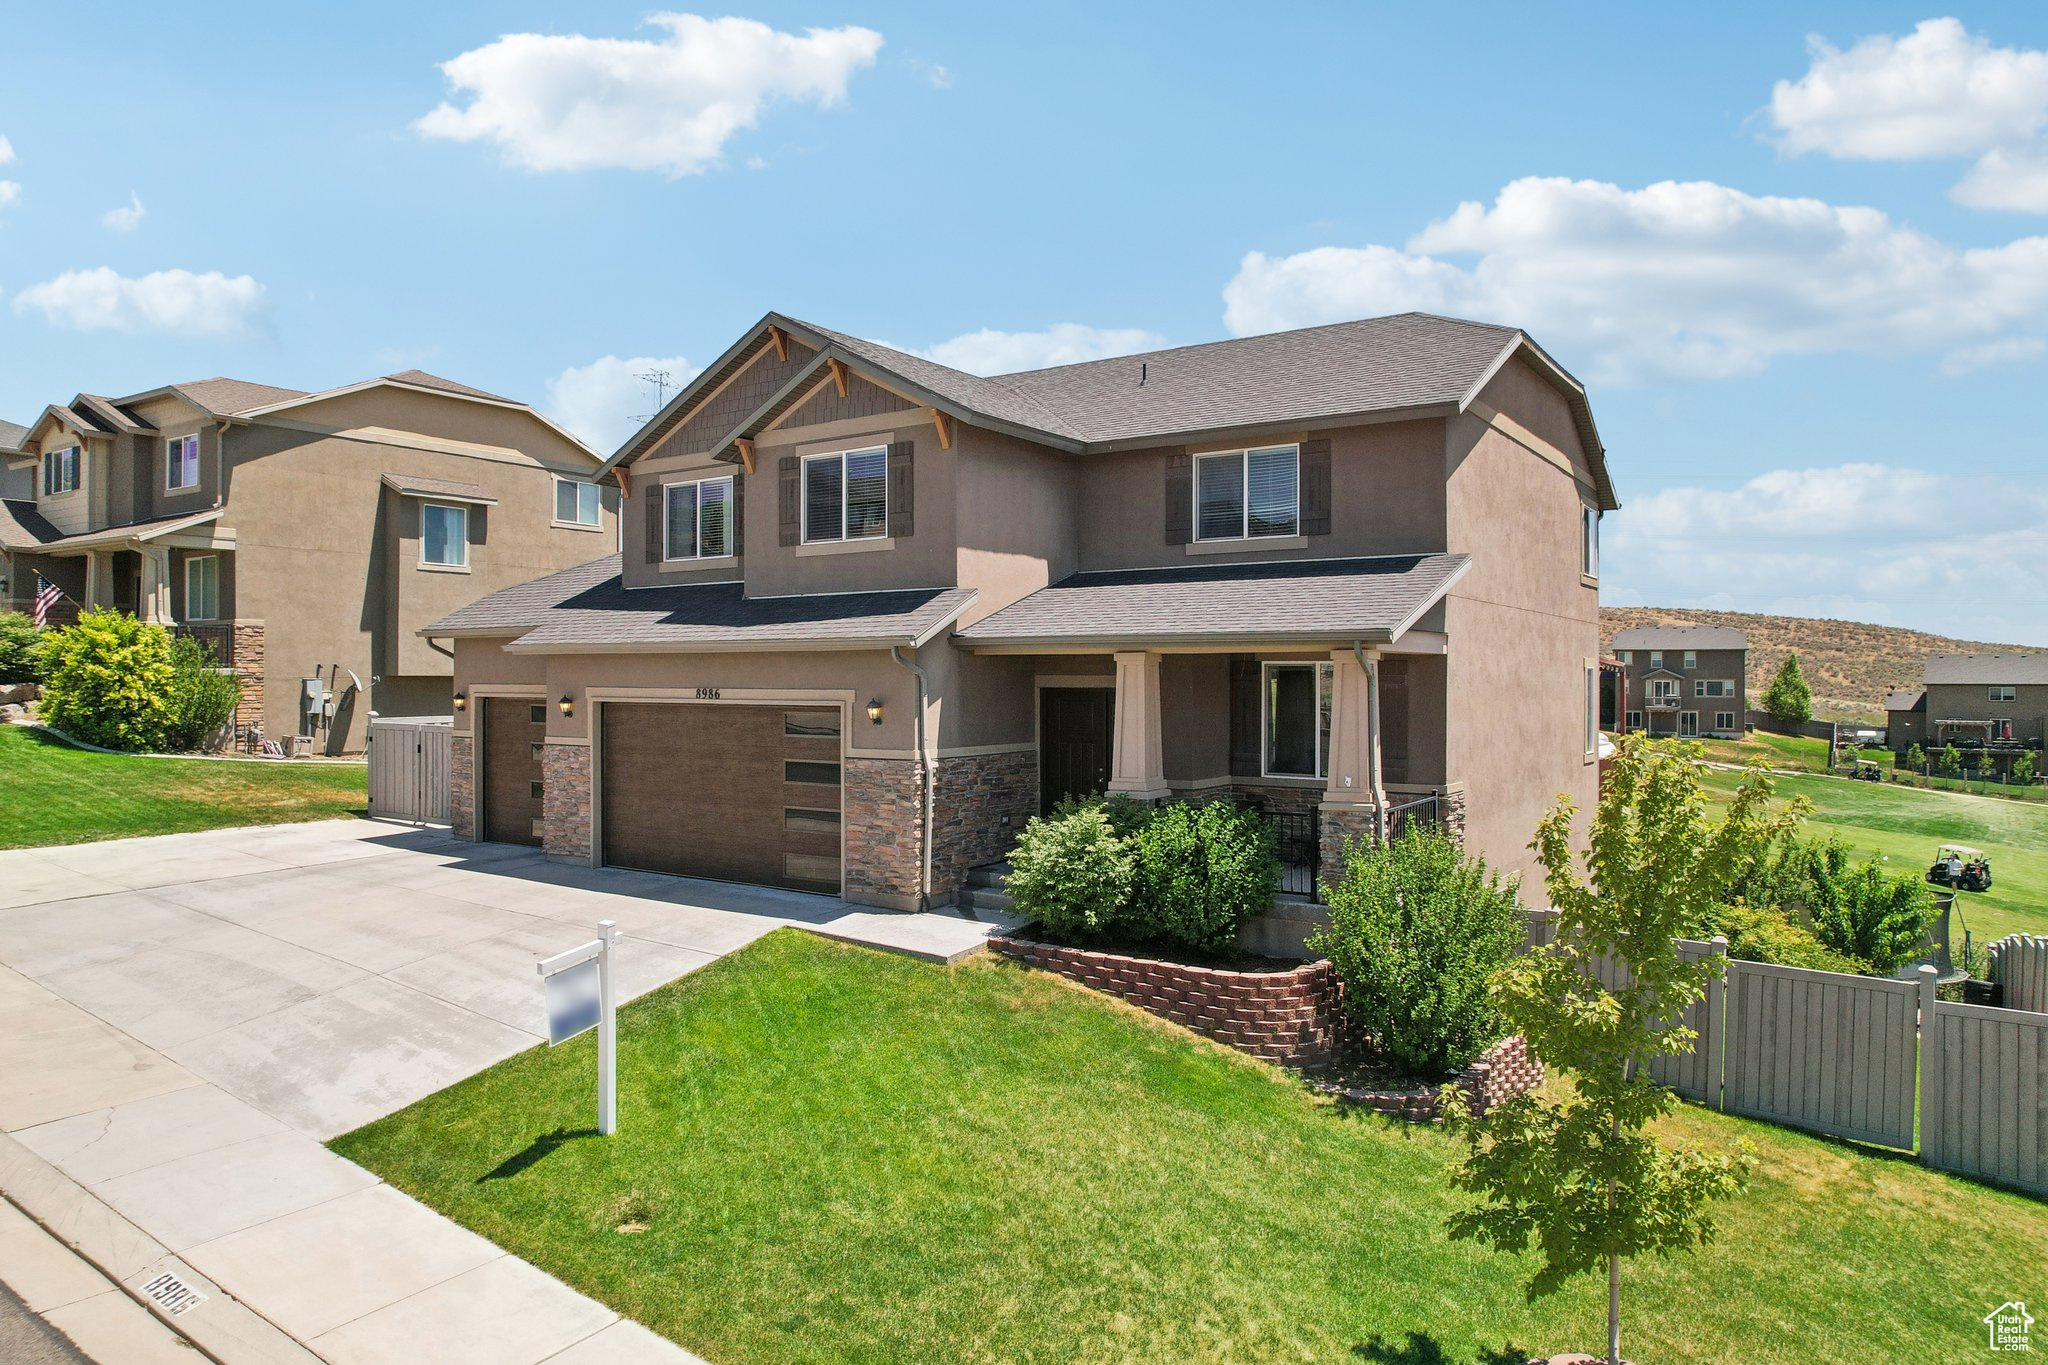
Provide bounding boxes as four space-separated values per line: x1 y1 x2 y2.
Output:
541 740 593 862
449 733 475 840
842 756 925 910
929 749 1036 903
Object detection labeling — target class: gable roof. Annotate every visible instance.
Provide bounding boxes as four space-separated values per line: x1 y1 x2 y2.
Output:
1611 625 1748 651
1885 690 1926 713
603 311 1617 509
154 378 310 416
381 370 514 403
380 472 498 505
0 498 63 549
1924 653 2048 685
0 420 29 453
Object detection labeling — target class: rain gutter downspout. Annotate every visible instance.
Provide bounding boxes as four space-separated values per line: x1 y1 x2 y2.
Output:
891 644 934 913
1353 641 1387 845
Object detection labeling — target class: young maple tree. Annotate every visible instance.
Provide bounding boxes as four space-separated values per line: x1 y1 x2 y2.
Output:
1445 736 1800 1365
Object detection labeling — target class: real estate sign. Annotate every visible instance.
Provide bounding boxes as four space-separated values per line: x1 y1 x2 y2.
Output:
535 921 622 1135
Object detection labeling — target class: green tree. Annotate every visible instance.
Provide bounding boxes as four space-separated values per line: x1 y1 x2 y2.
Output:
2014 751 2038 786
1446 737 1795 1365
0 611 45 685
36 609 177 750
1760 653 1813 725
1903 743 1925 773
1937 744 1963 778
1810 859 1934 975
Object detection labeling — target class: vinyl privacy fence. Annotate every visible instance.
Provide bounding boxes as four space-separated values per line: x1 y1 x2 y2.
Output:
1991 935 2048 1014
366 716 452 823
1523 911 2048 1197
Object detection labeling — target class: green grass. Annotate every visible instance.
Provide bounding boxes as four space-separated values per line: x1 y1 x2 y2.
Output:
0 725 367 847
334 930 2046 1365
1700 764 2048 944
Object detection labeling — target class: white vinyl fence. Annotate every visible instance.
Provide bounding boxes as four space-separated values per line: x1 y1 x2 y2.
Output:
367 716 453 824
1991 935 2048 1014
1521 910 2048 1197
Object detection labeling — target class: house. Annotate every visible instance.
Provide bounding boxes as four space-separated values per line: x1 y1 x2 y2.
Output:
1908 654 2048 756
1609 625 1747 738
0 420 30 501
426 311 1617 909
1884 689 1926 752
0 372 617 750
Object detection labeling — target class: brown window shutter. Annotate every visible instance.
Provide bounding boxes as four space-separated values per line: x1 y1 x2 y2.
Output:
778 455 800 547
644 481 663 563
887 440 914 538
1300 438 1332 536
731 469 745 557
1164 452 1192 545
1229 655 1262 777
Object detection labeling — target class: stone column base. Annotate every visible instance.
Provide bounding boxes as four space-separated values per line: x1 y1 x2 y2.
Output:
450 733 475 840
542 741 593 861
844 756 925 911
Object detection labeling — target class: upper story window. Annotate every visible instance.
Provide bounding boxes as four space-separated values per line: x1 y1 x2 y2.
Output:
184 554 219 621
1196 445 1298 541
554 478 600 527
166 435 200 492
421 503 468 568
665 475 733 560
802 447 887 544
43 447 80 495
1584 507 1599 577
1991 685 2018 702
1585 664 1600 756
1649 650 1664 670
1683 650 1697 670
1695 679 1736 697
1264 661 1332 779
1616 650 1633 664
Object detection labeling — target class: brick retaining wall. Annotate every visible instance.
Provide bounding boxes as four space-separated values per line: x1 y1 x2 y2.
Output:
1313 1033 1543 1121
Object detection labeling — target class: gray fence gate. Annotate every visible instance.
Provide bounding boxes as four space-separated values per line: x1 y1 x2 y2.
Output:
1922 995 2048 1197
1721 960 1920 1149
1991 935 2048 1014
367 716 452 824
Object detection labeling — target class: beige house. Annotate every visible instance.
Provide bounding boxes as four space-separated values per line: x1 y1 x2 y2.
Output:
0 372 617 750
1610 625 1747 738
1899 654 2048 756
428 311 1617 909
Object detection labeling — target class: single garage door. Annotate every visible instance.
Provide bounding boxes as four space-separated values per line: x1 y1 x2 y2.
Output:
599 703 842 894
482 698 545 846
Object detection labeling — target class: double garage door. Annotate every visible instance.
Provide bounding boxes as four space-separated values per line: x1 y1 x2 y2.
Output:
597 703 843 895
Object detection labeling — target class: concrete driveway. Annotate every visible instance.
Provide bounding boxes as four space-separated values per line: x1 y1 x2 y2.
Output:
0 819 1011 1363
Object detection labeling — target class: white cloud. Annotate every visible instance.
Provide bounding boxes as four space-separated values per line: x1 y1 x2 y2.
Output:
1221 175 2048 384
0 181 18 211
1769 18 2048 212
11 267 266 334
545 354 701 453
1606 464 2048 643
416 13 884 177
0 134 13 165
1938 336 2045 376
102 192 145 231
913 323 1167 375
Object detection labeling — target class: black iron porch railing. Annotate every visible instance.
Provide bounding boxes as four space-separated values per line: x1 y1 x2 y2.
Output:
1385 791 1444 840
1267 809 1320 897
172 621 234 667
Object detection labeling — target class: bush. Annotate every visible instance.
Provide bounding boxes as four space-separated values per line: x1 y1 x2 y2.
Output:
1717 901 1868 974
1903 743 1925 772
1126 801 1279 955
2014 752 2037 786
1004 806 1134 941
161 635 242 751
37 609 177 750
1937 744 1963 777
0 611 45 685
1810 860 1933 975
1308 823 1525 1076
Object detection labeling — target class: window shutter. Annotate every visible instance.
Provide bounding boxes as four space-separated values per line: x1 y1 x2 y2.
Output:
731 470 745 557
1299 438 1331 536
778 456 800 546
1229 655 1262 777
1164 452 1192 545
644 482 663 563
887 441 914 538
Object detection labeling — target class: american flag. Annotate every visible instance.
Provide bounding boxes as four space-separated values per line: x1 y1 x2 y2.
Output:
31 577 62 628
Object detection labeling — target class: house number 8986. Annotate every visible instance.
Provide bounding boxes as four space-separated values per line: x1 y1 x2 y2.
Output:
694 687 721 700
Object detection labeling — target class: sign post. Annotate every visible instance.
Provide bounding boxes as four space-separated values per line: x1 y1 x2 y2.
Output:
536 920 622 1136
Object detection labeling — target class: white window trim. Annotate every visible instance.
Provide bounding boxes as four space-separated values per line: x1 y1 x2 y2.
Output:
1260 660 1332 780
800 446 890 545
1626 710 1644 730
1616 650 1632 664
1649 651 1663 670
183 554 220 622
1683 651 1697 670
1990 685 2017 702
1694 678 1737 698
1193 444 1301 543
164 432 203 494
1583 507 1599 580
662 474 736 561
1680 711 1700 737
1715 711 1737 733
1584 664 1600 758
552 477 603 530
1991 717 2013 739
419 502 469 570
43 447 81 497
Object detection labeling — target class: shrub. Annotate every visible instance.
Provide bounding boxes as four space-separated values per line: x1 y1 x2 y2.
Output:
1126 801 1278 955
0 611 45 685
1810 860 1933 975
1717 901 1868 974
2013 751 2037 786
1903 743 1925 772
36 609 177 750
1004 806 1133 941
161 635 242 752
1308 823 1524 1076
1937 744 1963 777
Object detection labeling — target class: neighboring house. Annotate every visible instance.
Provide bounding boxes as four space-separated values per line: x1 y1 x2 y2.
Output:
1884 689 1926 752
426 310 1617 910
1907 654 2048 753
1609 625 1747 739
0 420 30 502
0 372 617 750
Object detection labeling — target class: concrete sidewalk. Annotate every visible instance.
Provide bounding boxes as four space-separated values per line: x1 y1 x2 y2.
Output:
0 819 1019 1363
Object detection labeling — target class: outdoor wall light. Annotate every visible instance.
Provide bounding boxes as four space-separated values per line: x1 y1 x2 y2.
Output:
452 691 467 711
559 694 575 717
866 698 884 725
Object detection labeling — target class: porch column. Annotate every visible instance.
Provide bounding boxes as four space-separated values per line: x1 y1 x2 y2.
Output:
1324 647 1384 814
1106 650 1170 800
139 548 172 623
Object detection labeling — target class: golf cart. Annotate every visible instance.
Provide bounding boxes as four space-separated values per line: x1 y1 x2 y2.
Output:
1847 758 1883 782
1927 844 1993 893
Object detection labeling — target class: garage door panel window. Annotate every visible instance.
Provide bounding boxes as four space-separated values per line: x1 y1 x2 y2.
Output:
783 853 840 887
665 476 733 560
784 711 841 738
783 808 842 836
802 447 887 544
784 759 842 787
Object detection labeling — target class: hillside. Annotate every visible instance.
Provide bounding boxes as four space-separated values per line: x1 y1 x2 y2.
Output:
1600 607 2040 723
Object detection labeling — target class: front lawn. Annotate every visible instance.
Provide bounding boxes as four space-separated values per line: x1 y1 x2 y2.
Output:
0 726 367 848
333 930 2044 1365
1700 764 2048 943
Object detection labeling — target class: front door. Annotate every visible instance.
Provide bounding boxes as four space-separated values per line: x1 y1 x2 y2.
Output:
482 698 546 846
1039 687 1114 814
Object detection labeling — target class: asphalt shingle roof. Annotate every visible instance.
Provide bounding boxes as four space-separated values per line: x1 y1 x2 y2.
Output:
1611 625 1748 651
955 553 1471 647
380 473 497 504
422 554 975 652
385 370 515 403
1924 654 2048 685
169 378 311 415
0 420 27 452
1885 690 1926 712
0 498 63 549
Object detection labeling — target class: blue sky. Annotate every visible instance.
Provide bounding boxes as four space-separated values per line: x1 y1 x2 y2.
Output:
3 4 2047 641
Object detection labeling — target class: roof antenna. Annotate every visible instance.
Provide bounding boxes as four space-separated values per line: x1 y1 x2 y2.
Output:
1139 362 1147 387
630 368 675 426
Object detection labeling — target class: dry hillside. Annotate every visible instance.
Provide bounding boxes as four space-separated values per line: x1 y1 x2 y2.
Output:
1600 607 2040 723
